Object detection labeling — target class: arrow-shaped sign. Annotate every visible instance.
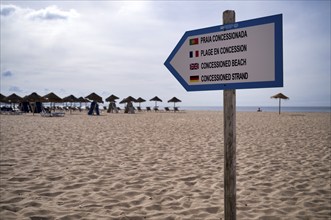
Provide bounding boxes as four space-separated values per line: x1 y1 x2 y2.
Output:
164 14 283 91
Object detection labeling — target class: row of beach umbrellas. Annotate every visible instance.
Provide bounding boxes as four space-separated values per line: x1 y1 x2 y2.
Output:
110 95 181 108
0 92 92 104
0 92 183 109
1 92 289 113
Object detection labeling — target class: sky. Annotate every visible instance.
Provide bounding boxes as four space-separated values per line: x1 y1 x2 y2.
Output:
1 0 330 107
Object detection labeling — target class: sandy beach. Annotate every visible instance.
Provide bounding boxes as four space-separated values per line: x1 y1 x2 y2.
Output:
0 111 330 220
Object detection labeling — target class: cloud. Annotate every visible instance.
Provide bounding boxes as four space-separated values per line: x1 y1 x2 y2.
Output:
27 5 79 21
2 70 13 77
0 4 17 16
0 4 79 21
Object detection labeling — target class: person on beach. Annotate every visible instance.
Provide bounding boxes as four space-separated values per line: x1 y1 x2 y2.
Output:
88 101 100 115
126 101 135 114
108 101 118 113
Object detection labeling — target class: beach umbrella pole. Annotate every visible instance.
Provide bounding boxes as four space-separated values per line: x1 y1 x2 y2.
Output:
32 102 35 115
279 98 281 114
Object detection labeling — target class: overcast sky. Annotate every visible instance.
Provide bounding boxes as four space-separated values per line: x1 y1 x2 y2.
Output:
1 1 330 107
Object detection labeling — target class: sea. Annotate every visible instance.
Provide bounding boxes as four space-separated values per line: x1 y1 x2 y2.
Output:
3 102 329 113
180 106 331 112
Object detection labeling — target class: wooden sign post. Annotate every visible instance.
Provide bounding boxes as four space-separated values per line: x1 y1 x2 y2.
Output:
223 10 237 220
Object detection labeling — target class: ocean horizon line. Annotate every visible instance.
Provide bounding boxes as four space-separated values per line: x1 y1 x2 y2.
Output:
180 106 331 112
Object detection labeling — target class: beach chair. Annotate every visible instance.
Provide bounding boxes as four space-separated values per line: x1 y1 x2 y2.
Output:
137 106 143 112
146 107 151 112
0 106 23 115
41 107 65 117
71 107 78 111
153 106 159 112
164 107 171 112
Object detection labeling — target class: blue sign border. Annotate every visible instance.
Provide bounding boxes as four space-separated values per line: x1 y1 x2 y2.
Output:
164 14 283 91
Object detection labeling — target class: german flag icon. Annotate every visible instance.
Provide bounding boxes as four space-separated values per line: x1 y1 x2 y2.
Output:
190 75 199 83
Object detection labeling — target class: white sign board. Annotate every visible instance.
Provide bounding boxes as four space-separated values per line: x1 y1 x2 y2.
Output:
164 14 283 91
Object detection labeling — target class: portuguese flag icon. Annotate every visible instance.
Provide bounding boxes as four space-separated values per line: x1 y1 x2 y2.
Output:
189 38 199 45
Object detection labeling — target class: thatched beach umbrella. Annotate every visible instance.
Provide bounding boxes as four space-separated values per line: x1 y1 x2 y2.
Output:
78 96 89 103
271 93 289 114
6 93 23 103
63 94 79 103
119 96 137 103
43 92 63 111
119 96 136 106
150 96 162 108
85 92 103 103
126 96 137 102
136 97 146 108
168 97 181 108
43 92 62 103
24 92 45 102
105 94 119 102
